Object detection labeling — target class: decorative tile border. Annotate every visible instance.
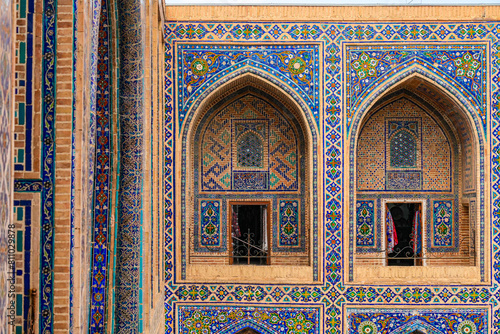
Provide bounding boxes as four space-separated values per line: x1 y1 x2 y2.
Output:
346 307 489 334
114 0 145 330
39 0 57 329
89 0 111 331
177 304 321 334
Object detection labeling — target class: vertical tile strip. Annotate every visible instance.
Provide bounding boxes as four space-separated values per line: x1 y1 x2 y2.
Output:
0 0 12 329
39 0 56 330
89 0 111 331
115 0 144 331
69 0 77 328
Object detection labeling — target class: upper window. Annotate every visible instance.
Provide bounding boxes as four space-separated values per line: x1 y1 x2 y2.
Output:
390 129 417 168
237 132 264 168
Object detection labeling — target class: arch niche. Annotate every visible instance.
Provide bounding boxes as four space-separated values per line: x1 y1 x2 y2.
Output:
348 74 487 285
178 73 321 284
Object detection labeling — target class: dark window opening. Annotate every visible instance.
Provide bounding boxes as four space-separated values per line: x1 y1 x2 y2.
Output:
387 202 422 266
237 132 264 168
234 328 262 334
231 204 268 265
410 331 425 334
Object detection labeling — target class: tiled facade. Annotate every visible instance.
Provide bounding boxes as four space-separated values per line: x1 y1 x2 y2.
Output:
3 3 500 334
167 9 497 334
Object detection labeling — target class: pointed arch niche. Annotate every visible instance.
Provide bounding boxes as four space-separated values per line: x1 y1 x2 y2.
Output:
347 75 489 285
178 73 321 284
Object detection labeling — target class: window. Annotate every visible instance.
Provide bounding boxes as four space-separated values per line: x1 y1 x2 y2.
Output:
386 202 422 266
234 329 262 334
351 81 484 284
237 132 264 168
182 79 318 283
390 129 417 168
231 203 268 265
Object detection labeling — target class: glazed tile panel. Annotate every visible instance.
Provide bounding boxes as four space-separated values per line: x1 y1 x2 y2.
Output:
347 307 488 334
166 21 497 333
89 0 112 331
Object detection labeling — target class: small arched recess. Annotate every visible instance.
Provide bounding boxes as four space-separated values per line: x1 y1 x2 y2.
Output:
179 73 320 283
349 75 486 284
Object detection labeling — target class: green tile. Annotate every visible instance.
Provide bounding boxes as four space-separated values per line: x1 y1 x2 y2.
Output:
16 231 23 252
16 326 22 334
16 207 23 221
18 103 25 125
16 294 22 316
19 42 25 64
19 0 26 18
17 149 24 164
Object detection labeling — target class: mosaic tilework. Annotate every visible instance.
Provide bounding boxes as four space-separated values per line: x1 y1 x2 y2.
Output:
12 201 33 334
200 95 298 192
13 0 35 173
357 99 451 192
200 200 221 246
115 0 145 331
0 0 12 328
356 200 375 248
235 121 266 169
346 44 487 135
176 44 320 129
386 171 422 190
39 0 57 329
166 21 496 334
178 305 321 334
279 200 300 247
89 0 111 331
190 91 309 257
433 200 454 247
347 307 488 334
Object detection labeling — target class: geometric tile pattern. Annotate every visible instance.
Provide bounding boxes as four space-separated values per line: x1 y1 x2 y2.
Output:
200 95 298 192
388 120 418 168
200 200 221 246
433 200 453 247
114 0 145 331
89 0 111 331
356 200 375 248
166 21 496 334
178 305 321 334
191 92 308 256
176 44 320 128
357 99 451 192
279 200 300 246
346 307 488 334
346 44 486 135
